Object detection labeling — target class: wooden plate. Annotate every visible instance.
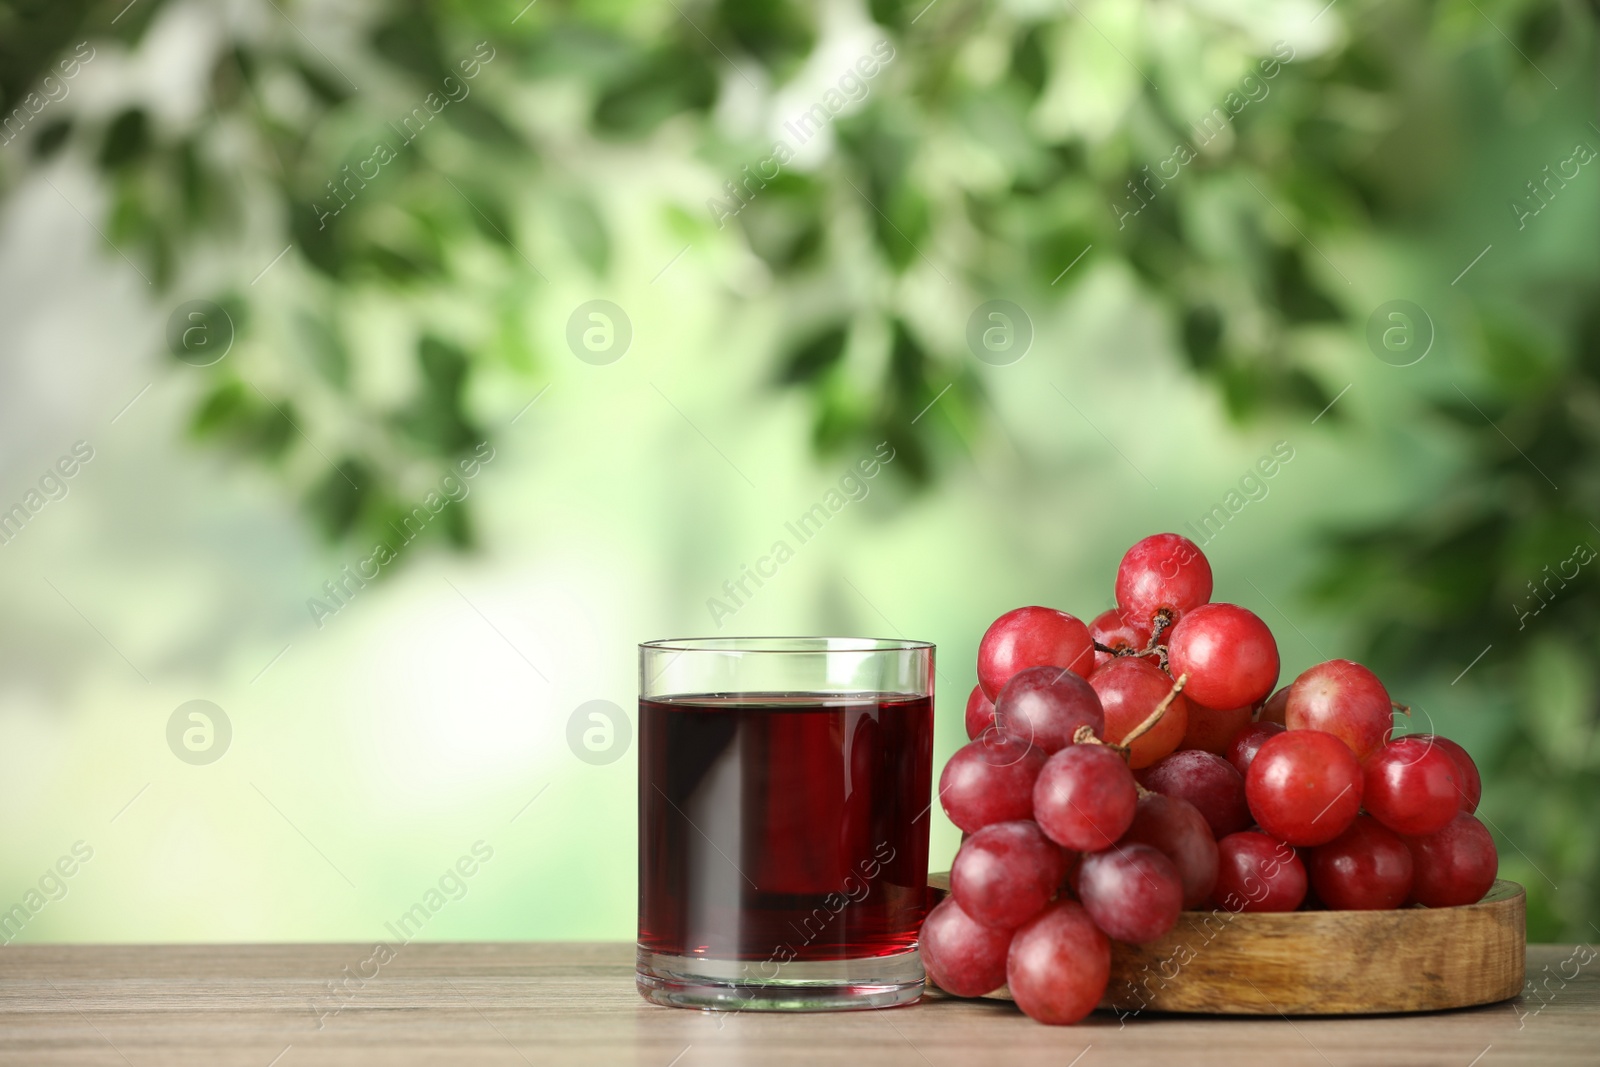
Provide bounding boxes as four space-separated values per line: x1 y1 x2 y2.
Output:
927 873 1525 1014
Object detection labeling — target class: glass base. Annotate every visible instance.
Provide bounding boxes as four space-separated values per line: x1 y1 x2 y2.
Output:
636 947 924 1012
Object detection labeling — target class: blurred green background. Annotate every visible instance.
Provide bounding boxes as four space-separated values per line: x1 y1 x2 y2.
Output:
0 0 1595 946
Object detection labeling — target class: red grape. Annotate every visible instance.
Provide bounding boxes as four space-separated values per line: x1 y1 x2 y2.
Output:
1244 730 1362 846
1284 659 1393 760
1225 721 1284 778
920 897 1012 997
1258 686 1290 726
1114 533 1214 628
1167 603 1280 710
1078 843 1184 944
1260 684 1286 726
1138 749 1251 839
994 666 1106 754
1089 607 1153 670
1090 658 1188 769
1182 702 1255 755
1363 736 1462 836
1006 900 1110 1025
951 821 1066 930
939 735 1047 833
1213 831 1307 912
1405 813 1498 907
964 684 997 741
1120 792 1219 908
1408 734 1481 813
1033 744 1138 851
1308 815 1414 910
977 607 1095 698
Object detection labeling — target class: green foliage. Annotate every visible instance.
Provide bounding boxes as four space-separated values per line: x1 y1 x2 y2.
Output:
2 0 1598 937
1311 295 1600 938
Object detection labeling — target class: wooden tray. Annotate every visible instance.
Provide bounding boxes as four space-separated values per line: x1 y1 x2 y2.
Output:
927 873 1526 1014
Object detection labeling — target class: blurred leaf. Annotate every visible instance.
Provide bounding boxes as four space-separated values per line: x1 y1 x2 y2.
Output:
31 117 70 158
592 45 717 135
370 2 446 81
715 0 815 71
189 380 296 459
304 458 373 540
296 311 350 387
776 322 848 384
1012 25 1049 99
1181 304 1224 371
740 172 826 271
555 190 610 275
444 97 523 146
292 57 354 107
97 107 148 169
1270 246 1342 323
392 335 480 452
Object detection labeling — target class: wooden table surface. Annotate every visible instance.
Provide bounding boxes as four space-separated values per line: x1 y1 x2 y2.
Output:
1 942 1594 1066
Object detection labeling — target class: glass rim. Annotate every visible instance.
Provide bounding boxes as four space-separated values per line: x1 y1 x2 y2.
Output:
639 636 933 654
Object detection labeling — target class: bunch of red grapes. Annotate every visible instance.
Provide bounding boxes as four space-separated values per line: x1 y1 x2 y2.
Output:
921 533 1498 1026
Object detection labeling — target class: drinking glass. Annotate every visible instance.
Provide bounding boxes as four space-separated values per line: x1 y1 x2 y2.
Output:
636 637 935 1011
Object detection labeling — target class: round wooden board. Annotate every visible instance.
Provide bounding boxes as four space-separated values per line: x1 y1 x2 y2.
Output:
927 873 1526 1015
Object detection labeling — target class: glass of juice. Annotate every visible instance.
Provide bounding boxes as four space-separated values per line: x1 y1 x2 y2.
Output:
636 637 935 1011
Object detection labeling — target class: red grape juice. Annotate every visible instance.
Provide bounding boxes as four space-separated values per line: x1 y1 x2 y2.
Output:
638 692 933 966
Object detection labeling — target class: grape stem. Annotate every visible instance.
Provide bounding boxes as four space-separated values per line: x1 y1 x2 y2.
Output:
1392 700 1411 717
1141 611 1175 671
1095 639 1166 667
1116 672 1189 753
1146 609 1175 647
1096 609 1178 667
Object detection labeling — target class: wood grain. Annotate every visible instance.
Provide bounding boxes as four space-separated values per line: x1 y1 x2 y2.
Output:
0 940 1593 1066
930 873 1527 1015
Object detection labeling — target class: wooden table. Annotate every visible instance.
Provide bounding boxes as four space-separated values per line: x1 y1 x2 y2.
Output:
1 943 1593 1066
